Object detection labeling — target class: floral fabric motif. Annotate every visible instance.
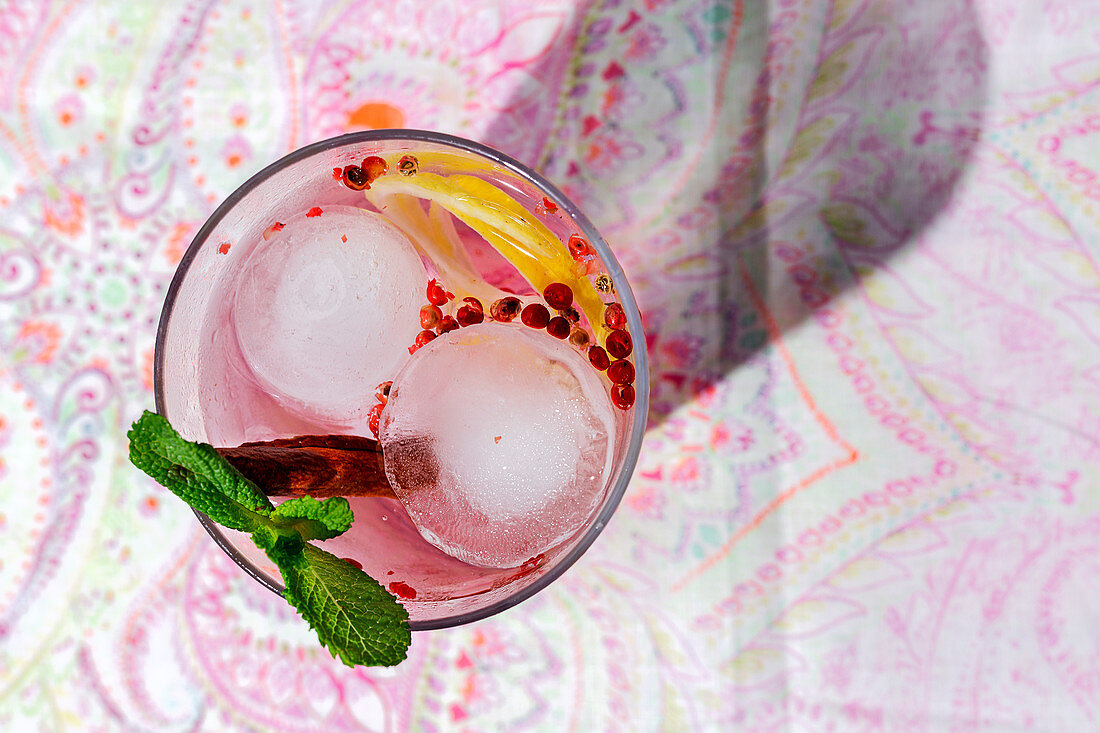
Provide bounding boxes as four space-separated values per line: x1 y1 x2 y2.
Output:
2 0 1099 730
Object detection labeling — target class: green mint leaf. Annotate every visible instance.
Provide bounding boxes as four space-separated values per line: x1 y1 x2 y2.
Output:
271 496 354 541
129 411 411 667
251 525 304 555
128 411 273 530
268 542 411 668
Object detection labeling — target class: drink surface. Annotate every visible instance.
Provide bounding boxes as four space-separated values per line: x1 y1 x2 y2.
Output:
189 146 636 612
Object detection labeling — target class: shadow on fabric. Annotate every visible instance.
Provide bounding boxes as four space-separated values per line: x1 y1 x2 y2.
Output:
480 0 990 429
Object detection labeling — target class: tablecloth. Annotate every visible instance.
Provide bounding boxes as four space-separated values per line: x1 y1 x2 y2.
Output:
3 0 1100 730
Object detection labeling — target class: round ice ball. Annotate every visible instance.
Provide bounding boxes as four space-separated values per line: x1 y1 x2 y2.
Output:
233 206 427 427
379 324 617 568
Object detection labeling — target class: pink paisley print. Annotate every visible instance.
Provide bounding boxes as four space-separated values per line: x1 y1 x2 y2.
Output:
1 0 1098 730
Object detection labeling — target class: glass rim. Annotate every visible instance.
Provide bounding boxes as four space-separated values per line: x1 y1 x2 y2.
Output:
153 129 649 631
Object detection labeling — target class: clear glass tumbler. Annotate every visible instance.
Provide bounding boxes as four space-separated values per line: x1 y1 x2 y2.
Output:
155 130 648 629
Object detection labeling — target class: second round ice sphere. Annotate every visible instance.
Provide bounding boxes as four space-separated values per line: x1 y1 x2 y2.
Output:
379 324 616 568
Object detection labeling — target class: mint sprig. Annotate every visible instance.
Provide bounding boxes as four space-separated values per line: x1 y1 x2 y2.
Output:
127 411 411 667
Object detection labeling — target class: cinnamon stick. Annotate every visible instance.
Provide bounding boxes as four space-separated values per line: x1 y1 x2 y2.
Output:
216 434 396 499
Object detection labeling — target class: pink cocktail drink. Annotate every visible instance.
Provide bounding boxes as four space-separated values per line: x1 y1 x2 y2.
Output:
156 132 647 628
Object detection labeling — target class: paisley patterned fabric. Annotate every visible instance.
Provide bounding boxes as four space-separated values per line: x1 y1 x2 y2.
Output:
2 0 1099 729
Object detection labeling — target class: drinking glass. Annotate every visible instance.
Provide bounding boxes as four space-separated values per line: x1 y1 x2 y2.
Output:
154 130 648 629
